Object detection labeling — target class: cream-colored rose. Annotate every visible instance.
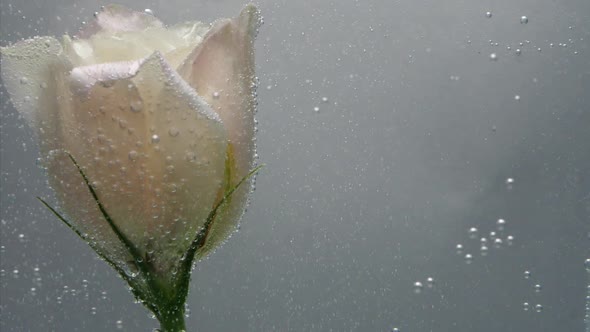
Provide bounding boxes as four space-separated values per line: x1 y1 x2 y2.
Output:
1 4 260 278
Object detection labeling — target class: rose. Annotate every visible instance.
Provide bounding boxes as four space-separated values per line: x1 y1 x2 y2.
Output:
1 4 261 331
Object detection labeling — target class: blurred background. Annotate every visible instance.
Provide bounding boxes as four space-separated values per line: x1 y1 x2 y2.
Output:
1 0 589 331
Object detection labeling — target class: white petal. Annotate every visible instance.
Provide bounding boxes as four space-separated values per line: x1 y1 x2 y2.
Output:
0 36 63 127
76 4 164 38
176 4 261 257
52 52 227 274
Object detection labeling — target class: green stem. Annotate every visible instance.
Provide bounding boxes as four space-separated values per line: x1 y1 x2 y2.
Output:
157 306 186 332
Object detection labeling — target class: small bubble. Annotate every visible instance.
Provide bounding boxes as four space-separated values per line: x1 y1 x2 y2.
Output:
151 134 160 144
523 302 530 311
520 16 529 24
534 284 542 292
144 8 154 15
506 177 514 184
506 235 514 245
497 218 506 229
130 100 143 113
413 281 424 294
480 245 489 255
468 227 478 238
391 328 400 332
485 11 492 18
169 127 180 137
524 270 531 279
585 258 590 272
20 77 28 85
116 320 123 329
321 96 329 103
313 106 320 113
494 238 503 248
515 49 522 55
489 53 498 61
128 150 138 161
490 231 497 238
456 244 464 253
514 95 521 101
426 277 435 288
480 237 488 244
535 304 543 312
465 253 473 263
212 91 220 99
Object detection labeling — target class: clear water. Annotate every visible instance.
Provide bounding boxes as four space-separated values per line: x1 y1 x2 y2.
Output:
1 0 589 331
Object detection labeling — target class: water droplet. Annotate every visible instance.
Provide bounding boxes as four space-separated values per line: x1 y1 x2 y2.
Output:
485 11 492 18
520 16 529 24
169 127 180 137
128 150 138 161
535 304 543 312
144 8 154 15
212 91 220 99
185 152 197 162
413 281 424 294
524 270 531 279
151 134 160 144
40 82 48 89
20 77 28 85
489 53 498 61
130 100 143 113
480 237 488 244
313 106 320 113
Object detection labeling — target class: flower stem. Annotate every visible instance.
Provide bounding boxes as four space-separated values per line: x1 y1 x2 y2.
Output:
158 307 186 332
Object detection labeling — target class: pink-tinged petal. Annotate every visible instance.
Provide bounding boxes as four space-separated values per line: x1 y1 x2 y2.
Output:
0 36 63 127
176 4 261 257
52 52 227 275
76 4 164 39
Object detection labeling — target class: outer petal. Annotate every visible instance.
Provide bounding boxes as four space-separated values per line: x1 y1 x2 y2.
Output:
51 52 227 275
76 4 164 39
0 36 63 126
177 4 261 256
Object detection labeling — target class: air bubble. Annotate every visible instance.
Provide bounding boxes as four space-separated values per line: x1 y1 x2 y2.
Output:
514 95 521 101
523 302 530 311
144 8 154 15
128 150 138 161
130 100 143 113
321 97 329 103
169 128 180 137
534 284 542 292
489 53 498 61
413 281 424 294
520 16 529 24
212 91 220 99
585 258 590 272
485 11 492 18
535 304 543 312
151 134 160 144
426 277 435 288
20 77 28 85
524 270 531 279
468 227 478 238
313 106 320 113
515 49 522 55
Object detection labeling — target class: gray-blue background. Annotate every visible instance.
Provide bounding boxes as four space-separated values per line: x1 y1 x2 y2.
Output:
1 0 589 331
